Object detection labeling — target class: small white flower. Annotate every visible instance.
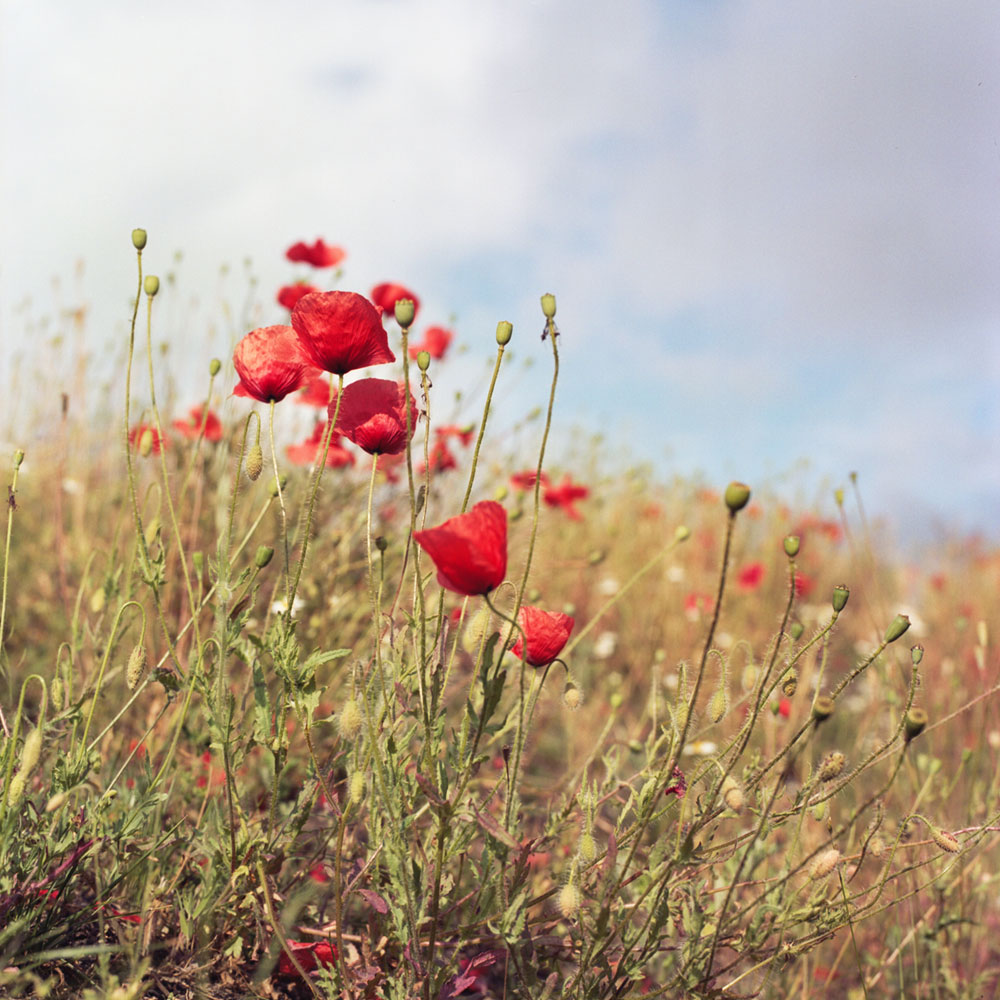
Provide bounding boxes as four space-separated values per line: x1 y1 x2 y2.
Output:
593 631 617 659
683 740 717 756
666 564 685 583
598 577 620 596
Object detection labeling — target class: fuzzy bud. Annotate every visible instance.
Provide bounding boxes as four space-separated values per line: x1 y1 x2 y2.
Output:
339 698 363 741
269 473 287 498
558 880 581 919
126 643 146 691
904 708 928 743
563 682 583 711
707 687 728 724
416 350 431 372
51 676 65 712
254 545 274 569
931 828 960 853
783 535 800 558
724 482 751 513
131 229 147 250
884 614 911 644
462 607 495 654
349 771 366 804
143 275 160 297
394 299 415 329
721 775 744 812
540 293 557 318
6 770 26 807
245 443 263 481
832 585 849 613
789 622 804 641
45 791 68 813
869 836 886 859
20 727 42 775
811 696 835 722
809 848 841 880
578 831 597 863
817 751 846 782
209 358 221 377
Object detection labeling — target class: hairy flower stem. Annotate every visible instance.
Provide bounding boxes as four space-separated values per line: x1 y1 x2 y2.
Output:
460 341 507 513
0 451 22 707
364 453 392 716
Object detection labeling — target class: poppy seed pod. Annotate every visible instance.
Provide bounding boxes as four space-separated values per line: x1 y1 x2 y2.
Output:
911 644 924 665
832 584 850 612
904 708 928 742
416 350 431 372
783 535 800 558
884 614 911 644
496 321 513 345
254 545 274 569
144 275 160 297
540 293 557 318
724 482 751 513
132 228 147 250
393 299 416 329
209 358 221 377
812 696 835 721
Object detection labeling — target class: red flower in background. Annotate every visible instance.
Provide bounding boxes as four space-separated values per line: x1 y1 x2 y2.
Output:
418 438 458 475
285 239 345 269
277 282 320 311
331 378 418 456
233 326 318 403
371 282 420 320
414 500 507 596
172 404 222 442
736 562 765 592
435 424 475 447
295 374 334 407
511 606 575 666
376 451 405 483
544 475 589 519
292 290 395 375
794 572 815 599
684 592 713 620
128 423 168 455
510 470 550 492
286 423 355 468
276 940 338 979
408 325 453 360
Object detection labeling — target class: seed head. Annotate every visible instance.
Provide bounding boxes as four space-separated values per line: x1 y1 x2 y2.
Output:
495 321 513 346
132 229 147 250
724 481 751 513
884 613 911 644
832 585 850 613
416 350 431 372
781 669 798 697
563 681 583 711
809 848 841 880
393 299 415 329
911 644 924 665
904 708 928 743
811 696 835 722
143 275 160 297
783 535 800 558
540 293 557 318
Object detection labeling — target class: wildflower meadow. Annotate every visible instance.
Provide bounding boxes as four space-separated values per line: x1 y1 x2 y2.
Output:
1 231 998 999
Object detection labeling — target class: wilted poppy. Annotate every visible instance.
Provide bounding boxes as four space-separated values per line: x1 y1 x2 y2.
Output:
331 378 418 456
408 325 453 360
129 423 168 455
277 282 320 311
543 474 589 519
292 290 395 375
414 500 507 596
286 422 355 468
233 325 318 403
736 562 765 591
371 282 420 320
511 605 575 666
172 404 223 442
285 239 345 269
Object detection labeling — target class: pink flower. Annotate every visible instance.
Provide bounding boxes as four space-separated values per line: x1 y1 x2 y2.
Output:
286 423 355 468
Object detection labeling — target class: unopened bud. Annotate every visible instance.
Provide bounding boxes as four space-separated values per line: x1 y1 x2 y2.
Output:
339 698 363 741
578 831 597 863
789 622 803 641
558 880 581 919
13 449 24 469
782 670 798 697
674 525 690 542
138 428 154 458
904 708 928 742
707 687 728 724
209 358 221 377
931 828 960 853
832 585 849 612
394 299 415 329
192 551 204 577
812 696 835 722
884 614 911 644
132 229 147 250
540 293 557 318
416 350 431 372
144 275 160 297
126 643 146 691
45 791 68 813
495 321 513 346
911 644 924 665
245 443 263 481
817 751 846 782
563 682 583 711
51 676 64 712
783 535 800 558
721 775 744 812
724 482 751 513
20 727 42 775
254 545 274 569
809 848 841 880
349 771 366 803
6 770 26 807
269 473 287 497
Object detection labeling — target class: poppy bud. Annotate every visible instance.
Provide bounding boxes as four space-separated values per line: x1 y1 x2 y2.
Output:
416 350 431 372
540 293 557 318
789 622 803 641
834 487 845 507
132 228 147 250
192 551 204 577
20 727 42 776
812 696 835 721
911 644 924 665
724 481 751 513
126 643 146 691
13 449 24 468
817 751 846 782
809 848 841 880
884 614 911 644
254 545 274 569
563 681 582 710
494 485 509 502
578 830 597 863
931 828 960 853
269 474 287 497
6 771 26 807
339 698 363 741
721 775 744 812
394 299 415 329
495 321 513 346
675 525 690 542
783 535 800 558
375 536 388 553
144 275 160 297
349 771 366 803
45 791 68 813
245 443 263 481
209 358 221 377
832 585 849 612
904 708 927 742
136 428 153 458
558 879 581 919
707 687 728 724
51 676 64 712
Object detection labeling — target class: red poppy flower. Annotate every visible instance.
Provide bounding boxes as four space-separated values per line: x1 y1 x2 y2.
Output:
371 282 420 320
285 238 345 269
331 378 418 456
793 572 815 598
777 697 792 719
510 469 550 491
684 592 713 620
277 282 320 311
418 438 458 475
511 606 575 666
436 423 475 447
543 474 589 519
291 290 395 375
233 325 318 403
414 500 507 596
129 423 168 455
276 940 338 978
408 324 453 360
172 404 223 442
736 562 765 592
295 374 334 407
286 422 355 468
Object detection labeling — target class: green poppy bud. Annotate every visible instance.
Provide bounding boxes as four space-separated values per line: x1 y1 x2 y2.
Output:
209 358 221 377
904 708 927 742
416 350 431 372
911 644 924 665
245 443 263 481
789 622 804 641
884 614 911 644
832 585 849 612
13 449 24 469
254 545 274 569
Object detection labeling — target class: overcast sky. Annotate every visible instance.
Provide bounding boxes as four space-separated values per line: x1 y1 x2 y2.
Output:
2 0 998 545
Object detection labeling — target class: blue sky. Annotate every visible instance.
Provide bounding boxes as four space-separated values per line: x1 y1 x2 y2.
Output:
2 0 998 544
